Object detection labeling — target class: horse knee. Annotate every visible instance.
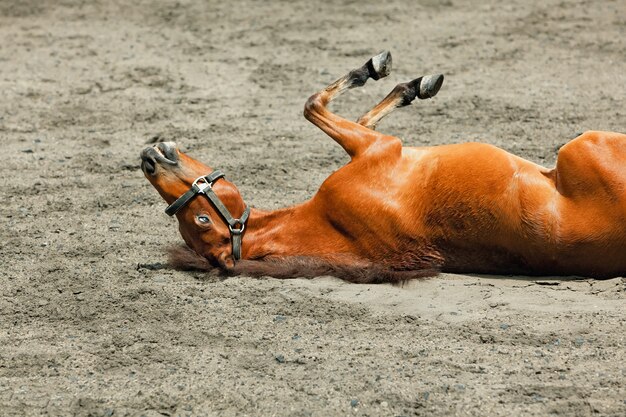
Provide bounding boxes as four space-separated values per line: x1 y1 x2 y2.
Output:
304 93 325 121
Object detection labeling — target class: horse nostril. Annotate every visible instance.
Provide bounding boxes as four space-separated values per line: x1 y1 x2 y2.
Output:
140 147 159 175
142 157 156 175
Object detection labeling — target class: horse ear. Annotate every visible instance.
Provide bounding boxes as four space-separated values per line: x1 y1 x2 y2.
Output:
219 251 235 269
167 245 212 271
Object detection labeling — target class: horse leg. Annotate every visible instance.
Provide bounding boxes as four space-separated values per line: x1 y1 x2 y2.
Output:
304 51 398 159
357 74 444 130
555 131 626 200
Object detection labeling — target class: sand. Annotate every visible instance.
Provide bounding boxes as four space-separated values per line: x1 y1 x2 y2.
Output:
1 0 625 415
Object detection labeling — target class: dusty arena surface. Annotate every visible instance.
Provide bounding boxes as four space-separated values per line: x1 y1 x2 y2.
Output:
2 0 625 415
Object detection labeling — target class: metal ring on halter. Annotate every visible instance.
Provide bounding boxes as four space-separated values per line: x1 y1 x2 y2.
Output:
229 222 245 235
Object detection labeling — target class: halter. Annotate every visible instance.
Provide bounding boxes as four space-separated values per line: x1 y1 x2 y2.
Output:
164 170 250 260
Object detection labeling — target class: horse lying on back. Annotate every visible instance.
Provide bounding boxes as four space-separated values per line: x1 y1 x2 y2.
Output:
141 51 626 282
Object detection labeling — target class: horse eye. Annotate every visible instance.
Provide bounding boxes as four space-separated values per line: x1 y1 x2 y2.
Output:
196 215 211 224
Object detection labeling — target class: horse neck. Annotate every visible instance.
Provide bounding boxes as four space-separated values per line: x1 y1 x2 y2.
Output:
241 202 349 260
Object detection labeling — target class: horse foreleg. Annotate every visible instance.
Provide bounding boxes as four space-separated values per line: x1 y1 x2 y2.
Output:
304 51 397 159
357 74 444 130
323 50 392 99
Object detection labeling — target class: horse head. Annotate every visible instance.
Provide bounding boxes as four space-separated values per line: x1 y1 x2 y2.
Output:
140 142 247 269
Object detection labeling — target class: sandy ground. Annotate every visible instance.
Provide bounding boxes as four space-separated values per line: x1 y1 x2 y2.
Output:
1 0 625 415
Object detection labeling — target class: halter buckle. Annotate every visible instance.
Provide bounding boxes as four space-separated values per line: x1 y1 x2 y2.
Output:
192 176 213 193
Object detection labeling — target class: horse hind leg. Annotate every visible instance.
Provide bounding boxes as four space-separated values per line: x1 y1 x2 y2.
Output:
357 74 444 130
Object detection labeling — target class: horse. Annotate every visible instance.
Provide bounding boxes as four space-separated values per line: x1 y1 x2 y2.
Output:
140 51 626 282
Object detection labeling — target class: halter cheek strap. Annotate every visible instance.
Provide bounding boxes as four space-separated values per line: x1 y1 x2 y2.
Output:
164 170 250 261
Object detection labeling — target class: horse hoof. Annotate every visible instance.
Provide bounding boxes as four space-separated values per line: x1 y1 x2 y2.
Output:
368 51 392 80
417 74 444 99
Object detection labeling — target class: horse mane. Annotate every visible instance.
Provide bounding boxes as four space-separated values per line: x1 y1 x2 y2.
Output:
166 245 438 284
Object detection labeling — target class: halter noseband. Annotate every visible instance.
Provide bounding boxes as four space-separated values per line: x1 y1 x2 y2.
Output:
164 170 250 261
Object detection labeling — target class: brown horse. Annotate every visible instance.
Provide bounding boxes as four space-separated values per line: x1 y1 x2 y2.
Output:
141 51 626 282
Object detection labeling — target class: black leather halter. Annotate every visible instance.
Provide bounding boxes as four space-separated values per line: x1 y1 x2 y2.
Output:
164 170 250 260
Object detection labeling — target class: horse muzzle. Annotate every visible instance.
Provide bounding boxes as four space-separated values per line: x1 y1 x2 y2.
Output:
140 142 179 175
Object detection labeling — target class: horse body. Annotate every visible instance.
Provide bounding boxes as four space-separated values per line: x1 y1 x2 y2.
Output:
256 132 626 277
141 51 626 280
